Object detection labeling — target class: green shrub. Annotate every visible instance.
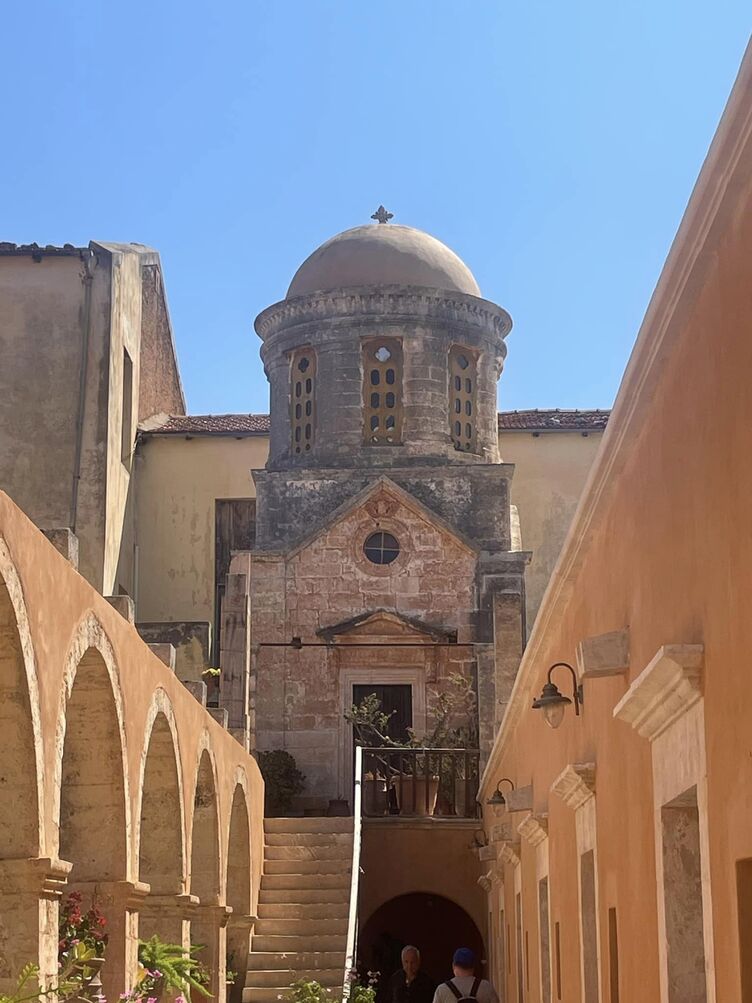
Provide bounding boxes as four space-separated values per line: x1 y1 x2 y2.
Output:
257 749 306 815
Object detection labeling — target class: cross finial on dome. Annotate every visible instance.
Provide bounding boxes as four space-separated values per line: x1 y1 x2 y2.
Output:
371 205 394 224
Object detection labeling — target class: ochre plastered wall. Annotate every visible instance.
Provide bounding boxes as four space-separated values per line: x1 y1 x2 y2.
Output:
133 435 268 623
499 430 603 632
480 48 752 1003
0 490 264 999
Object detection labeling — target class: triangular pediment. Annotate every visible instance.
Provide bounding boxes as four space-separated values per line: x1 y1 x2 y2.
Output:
317 608 457 643
286 475 478 559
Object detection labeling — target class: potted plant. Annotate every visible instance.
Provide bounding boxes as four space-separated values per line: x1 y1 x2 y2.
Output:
136 935 211 1001
344 675 478 817
58 891 108 988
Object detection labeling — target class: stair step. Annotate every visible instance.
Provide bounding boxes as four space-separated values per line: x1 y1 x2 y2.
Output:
265 832 354 848
252 936 345 953
255 918 347 937
258 902 349 920
264 818 353 835
247 951 345 972
266 844 352 862
243 978 341 1003
262 873 350 891
265 859 350 875
259 888 349 905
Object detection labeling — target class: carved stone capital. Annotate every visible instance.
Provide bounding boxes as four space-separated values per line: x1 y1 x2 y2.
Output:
504 784 533 813
477 871 493 893
613 644 704 741
490 821 514 844
517 812 549 847
551 763 596 810
478 843 498 862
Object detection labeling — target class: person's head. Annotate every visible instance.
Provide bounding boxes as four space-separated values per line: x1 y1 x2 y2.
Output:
452 948 476 977
401 946 421 981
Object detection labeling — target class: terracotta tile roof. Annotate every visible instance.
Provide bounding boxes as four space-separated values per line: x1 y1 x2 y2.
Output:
145 413 271 436
497 409 610 431
0 242 87 258
143 409 610 438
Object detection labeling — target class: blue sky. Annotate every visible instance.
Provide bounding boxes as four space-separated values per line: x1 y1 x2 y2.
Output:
2 4 749 414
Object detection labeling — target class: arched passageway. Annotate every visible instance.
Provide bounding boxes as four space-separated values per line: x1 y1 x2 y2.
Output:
58 637 129 998
139 706 185 942
190 748 223 997
0 564 43 989
225 783 252 1003
360 893 485 997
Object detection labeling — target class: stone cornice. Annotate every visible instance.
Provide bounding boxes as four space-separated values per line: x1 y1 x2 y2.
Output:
613 644 704 741
550 763 596 810
477 871 493 893
517 812 549 847
254 284 512 342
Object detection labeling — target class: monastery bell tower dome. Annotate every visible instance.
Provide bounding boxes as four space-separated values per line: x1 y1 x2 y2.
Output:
254 209 512 471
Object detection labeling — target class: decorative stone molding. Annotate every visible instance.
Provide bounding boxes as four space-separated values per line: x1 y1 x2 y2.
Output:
517 812 549 847
255 285 512 342
576 628 630 679
551 763 596 810
505 784 533 813
478 843 498 862
500 841 521 867
613 644 704 741
490 869 502 888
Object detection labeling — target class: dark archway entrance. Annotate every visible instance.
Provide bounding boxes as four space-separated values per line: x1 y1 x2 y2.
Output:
359 892 485 998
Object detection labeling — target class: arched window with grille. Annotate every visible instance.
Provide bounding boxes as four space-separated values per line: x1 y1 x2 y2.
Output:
290 348 316 455
363 339 403 445
449 346 478 453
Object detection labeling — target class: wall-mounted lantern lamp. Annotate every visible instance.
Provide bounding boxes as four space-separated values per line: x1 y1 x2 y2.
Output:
486 777 515 807
532 662 583 729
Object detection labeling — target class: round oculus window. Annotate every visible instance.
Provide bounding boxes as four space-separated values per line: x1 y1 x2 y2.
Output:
364 531 400 565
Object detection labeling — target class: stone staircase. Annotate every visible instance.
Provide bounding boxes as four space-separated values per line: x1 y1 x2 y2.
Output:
242 817 354 1003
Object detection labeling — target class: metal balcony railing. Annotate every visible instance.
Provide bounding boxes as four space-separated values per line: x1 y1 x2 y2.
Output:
361 747 480 818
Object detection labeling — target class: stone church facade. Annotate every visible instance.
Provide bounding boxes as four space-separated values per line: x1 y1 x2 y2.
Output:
248 221 529 806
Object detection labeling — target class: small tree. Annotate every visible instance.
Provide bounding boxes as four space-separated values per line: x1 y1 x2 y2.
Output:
257 749 306 815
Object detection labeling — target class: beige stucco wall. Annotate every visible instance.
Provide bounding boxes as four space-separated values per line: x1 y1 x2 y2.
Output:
499 430 603 631
134 435 269 623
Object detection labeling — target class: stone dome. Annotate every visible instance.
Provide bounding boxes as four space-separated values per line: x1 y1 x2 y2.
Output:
286 223 481 299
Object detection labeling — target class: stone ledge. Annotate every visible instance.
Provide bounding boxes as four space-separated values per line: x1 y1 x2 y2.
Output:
576 628 630 679
613 644 704 741
499 841 521 867
550 764 596 810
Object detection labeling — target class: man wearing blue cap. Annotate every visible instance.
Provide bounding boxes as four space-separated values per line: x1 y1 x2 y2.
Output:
431 948 499 1003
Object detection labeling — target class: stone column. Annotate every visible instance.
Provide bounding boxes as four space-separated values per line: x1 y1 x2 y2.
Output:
74 880 149 998
0 857 72 991
225 913 255 1003
190 903 231 1000
219 553 252 749
139 893 198 953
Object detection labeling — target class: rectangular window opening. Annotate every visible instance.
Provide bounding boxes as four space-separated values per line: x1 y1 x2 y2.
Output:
580 849 599 1003
608 907 619 1003
662 786 708 1003
554 922 562 1001
539 878 551 1003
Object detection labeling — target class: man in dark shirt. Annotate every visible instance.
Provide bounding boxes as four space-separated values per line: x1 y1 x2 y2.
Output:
387 946 435 1003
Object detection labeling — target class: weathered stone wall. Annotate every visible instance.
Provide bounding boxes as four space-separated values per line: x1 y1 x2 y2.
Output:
251 481 480 807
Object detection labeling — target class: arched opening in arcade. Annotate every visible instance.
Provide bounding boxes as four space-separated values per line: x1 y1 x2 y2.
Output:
359 892 485 1000
0 563 43 990
59 640 129 997
190 748 222 997
139 707 185 942
225 783 252 1003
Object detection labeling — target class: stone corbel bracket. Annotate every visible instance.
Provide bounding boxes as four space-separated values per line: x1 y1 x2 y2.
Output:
478 843 499 863
517 812 549 847
613 644 704 741
504 784 533 813
577 628 630 679
490 821 514 844
551 763 596 810
500 841 522 867
477 871 493 893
